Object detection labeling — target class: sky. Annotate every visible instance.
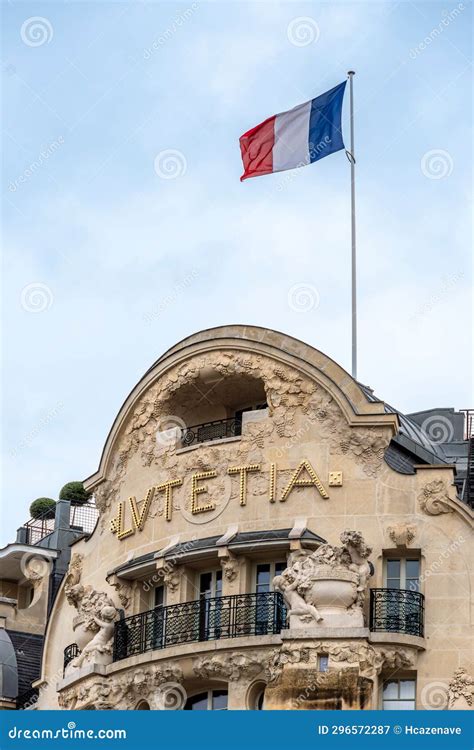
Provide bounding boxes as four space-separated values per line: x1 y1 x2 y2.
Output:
1 0 472 545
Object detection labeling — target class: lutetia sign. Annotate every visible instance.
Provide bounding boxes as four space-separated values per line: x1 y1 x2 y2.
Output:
110 459 336 541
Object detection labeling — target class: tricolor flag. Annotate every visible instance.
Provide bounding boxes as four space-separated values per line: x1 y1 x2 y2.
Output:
239 81 347 181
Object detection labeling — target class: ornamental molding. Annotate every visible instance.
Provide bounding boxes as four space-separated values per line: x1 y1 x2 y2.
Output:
267 643 415 684
418 480 454 516
387 523 417 547
58 664 183 710
193 652 265 682
447 667 474 709
85 337 396 515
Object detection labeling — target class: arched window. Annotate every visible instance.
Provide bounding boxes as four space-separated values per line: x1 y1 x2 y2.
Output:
135 700 150 710
247 681 266 710
184 690 227 710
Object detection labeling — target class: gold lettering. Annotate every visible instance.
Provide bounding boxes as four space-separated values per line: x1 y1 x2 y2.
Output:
110 500 134 540
129 487 155 531
269 462 276 503
280 460 329 502
228 464 260 506
191 471 217 514
156 479 183 521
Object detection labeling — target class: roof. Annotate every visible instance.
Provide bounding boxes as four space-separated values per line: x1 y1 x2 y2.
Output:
358 384 456 467
111 528 326 578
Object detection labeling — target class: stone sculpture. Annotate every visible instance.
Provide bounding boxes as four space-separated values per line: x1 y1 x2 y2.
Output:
63 555 118 675
273 530 373 629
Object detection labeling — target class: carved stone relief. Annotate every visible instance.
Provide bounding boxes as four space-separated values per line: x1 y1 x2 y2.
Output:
387 523 417 547
447 667 474 709
94 351 392 519
418 480 453 516
193 652 265 682
63 554 119 675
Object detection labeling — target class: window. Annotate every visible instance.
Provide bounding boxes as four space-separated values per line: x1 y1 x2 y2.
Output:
318 654 329 672
184 690 228 710
385 558 420 592
154 585 165 608
255 561 286 635
198 570 222 641
255 562 286 594
247 681 266 710
382 679 416 710
135 700 150 710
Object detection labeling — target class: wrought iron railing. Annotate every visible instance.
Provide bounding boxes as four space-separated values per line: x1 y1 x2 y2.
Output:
181 417 242 447
113 592 287 662
63 643 80 673
369 588 424 638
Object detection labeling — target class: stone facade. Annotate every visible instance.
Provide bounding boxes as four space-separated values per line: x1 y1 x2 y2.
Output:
31 326 472 711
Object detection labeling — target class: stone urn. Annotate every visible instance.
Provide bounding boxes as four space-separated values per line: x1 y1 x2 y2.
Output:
273 531 373 631
72 615 93 651
304 566 362 628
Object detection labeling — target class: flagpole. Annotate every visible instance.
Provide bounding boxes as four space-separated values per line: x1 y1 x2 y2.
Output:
347 70 357 380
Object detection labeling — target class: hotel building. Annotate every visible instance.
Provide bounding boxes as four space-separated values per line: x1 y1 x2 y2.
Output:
5 326 472 710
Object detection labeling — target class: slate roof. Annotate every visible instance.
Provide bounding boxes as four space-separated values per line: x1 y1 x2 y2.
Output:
8 631 44 697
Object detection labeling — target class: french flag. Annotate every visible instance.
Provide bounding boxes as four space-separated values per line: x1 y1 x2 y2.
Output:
239 81 347 181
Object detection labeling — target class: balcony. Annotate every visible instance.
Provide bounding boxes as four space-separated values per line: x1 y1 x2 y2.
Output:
369 588 424 638
181 417 242 448
21 502 99 546
113 592 287 662
63 643 80 674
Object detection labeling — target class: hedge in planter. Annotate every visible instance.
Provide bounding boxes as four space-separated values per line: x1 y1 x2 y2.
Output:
30 497 56 519
59 481 92 505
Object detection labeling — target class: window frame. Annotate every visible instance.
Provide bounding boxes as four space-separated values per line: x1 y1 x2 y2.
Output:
381 677 416 710
253 560 287 594
383 556 421 593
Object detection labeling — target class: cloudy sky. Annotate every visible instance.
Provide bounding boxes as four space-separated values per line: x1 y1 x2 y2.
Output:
1 1 472 544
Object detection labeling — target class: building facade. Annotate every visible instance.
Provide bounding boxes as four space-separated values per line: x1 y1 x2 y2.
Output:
0 499 98 709
30 326 472 710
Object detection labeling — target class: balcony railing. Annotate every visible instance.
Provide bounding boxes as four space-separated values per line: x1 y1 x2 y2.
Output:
181 417 242 448
63 642 80 674
21 502 99 546
113 592 287 662
369 588 424 638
